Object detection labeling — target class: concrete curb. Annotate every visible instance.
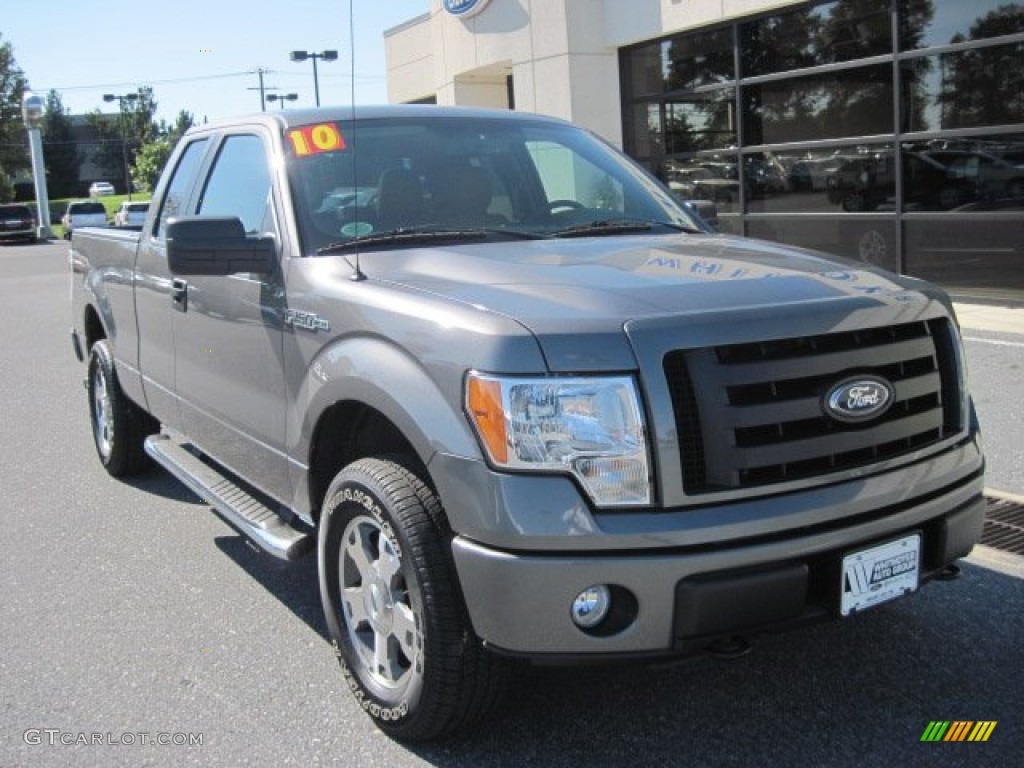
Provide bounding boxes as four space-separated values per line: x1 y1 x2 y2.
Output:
953 303 1024 336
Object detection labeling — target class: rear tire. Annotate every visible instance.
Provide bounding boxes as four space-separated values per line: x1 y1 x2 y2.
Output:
318 457 509 740
87 340 157 477
841 191 867 212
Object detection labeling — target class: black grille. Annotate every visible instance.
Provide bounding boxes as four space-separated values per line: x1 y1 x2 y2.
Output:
664 319 963 493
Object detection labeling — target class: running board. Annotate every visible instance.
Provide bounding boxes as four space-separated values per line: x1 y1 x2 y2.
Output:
145 434 313 561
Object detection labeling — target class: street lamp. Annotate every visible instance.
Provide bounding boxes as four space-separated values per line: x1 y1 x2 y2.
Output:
289 50 337 107
103 93 139 200
21 91 53 239
266 93 299 109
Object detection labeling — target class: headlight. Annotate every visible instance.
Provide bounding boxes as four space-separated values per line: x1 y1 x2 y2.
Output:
466 373 652 507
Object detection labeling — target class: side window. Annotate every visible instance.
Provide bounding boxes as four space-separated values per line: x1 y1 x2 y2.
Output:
197 134 274 234
525 140 624 212
155 138 209 238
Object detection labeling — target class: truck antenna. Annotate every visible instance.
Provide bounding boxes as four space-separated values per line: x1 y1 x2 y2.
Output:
348 0 366 282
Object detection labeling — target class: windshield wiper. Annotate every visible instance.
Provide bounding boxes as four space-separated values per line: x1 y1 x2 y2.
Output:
551 218 703 238
316 226 547 255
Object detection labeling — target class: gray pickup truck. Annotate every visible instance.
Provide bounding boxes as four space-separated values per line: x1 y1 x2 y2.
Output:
70 105 985 740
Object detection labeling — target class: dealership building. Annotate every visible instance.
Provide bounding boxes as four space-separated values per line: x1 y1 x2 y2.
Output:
385 0 1023 298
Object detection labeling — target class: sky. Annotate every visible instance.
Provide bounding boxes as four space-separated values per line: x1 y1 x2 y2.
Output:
4 0 429 124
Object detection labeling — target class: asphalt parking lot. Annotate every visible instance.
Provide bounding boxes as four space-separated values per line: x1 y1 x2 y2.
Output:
1 240 1020 767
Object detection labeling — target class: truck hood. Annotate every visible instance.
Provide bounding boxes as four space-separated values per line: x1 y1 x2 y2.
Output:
362 233 942 371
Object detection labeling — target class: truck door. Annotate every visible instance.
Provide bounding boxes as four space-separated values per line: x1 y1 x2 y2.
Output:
135 136 211 429
171 131 290 501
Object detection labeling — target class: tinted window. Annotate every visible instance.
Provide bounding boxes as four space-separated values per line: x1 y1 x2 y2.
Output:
663 90 737 153
197 135 272 233
900 0 1024 50
741 0 891 77
665 154 741 214
156 138 208 238
70 202 106 214
662 27 735 89
625 42 666 98
744 148 849 213
901 43 1024 132
743 64 893 144
624 28 734 96
905 135 1024 206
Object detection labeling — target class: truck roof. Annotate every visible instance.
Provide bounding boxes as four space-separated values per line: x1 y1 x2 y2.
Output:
187 105 568 136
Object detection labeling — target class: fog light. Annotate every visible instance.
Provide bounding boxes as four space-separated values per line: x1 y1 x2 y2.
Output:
571 585 611 629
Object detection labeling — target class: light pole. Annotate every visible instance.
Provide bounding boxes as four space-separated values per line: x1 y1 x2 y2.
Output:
21 91 53 239
102 92 139 200
266 93 299 109
289 50 337 107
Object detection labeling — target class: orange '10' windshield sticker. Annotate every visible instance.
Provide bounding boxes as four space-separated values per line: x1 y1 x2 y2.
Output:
287 123 346 156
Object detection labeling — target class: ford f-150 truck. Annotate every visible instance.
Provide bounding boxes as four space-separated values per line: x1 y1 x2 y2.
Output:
70 105 985 740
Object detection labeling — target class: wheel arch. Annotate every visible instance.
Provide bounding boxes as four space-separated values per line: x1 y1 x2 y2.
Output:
294 336 484 523
83 303 106 350
308 401 426 521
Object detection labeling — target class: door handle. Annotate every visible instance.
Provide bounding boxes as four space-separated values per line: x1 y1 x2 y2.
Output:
172 278 188 312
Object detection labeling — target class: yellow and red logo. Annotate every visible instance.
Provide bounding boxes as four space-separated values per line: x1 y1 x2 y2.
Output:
920 721 997 742
287 123 346 157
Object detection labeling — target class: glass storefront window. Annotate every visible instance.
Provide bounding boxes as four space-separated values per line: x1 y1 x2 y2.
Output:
664 90 737 153
625 102 663 166
905 215 1024 290
901 42 1024 132
740 0 891 77
903 134 1024 209
746 146 887 213
746 217 900 272
900 0 1024 51
620 0 1024 294
661 27 734 90
664 154 741 214
626 42 665 98
743 64 893 144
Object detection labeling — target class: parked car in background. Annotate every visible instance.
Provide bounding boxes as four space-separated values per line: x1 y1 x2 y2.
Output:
921 149 1024 202
89 181 116 197
113 201 150 228
0 203 37 244
825 151 975 211
62 201 108 239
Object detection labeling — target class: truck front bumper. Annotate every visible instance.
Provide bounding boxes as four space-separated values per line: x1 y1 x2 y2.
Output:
451 473 985 657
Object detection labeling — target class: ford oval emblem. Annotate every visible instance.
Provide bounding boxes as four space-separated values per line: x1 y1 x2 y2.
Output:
824 376 895 423
443 0 492 17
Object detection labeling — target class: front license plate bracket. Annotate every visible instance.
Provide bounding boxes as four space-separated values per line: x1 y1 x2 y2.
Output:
840 533 921 617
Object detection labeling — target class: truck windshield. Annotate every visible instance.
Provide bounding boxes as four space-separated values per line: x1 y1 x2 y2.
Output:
287 116 704 254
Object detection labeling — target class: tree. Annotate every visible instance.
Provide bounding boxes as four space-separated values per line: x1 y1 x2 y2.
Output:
939 5 1024 129
131 109 195 192
129 137 173 193
0 33 30 197
40 90 81 198
87 87 159 192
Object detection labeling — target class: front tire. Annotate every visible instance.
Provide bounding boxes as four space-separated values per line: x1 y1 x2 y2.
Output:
87 340 157 477
318 457 508 740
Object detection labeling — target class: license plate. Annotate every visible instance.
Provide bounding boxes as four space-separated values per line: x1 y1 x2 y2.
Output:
840 533 920 616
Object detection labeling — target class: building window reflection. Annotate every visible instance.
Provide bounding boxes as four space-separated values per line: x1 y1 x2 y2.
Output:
620 0 1024 293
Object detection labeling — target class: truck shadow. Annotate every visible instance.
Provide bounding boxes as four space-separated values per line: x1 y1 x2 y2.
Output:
213 534 327 639
122 465 212 504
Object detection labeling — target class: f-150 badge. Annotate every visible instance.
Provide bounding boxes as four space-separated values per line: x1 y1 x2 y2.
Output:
284 309 329 332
